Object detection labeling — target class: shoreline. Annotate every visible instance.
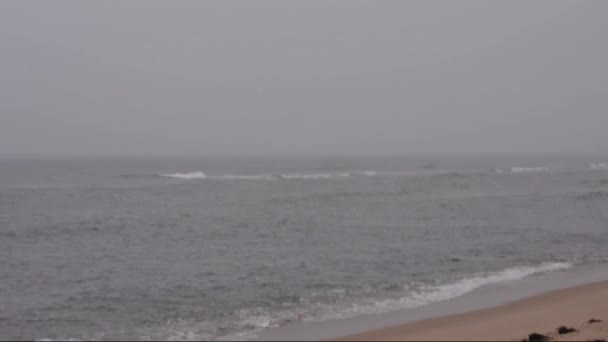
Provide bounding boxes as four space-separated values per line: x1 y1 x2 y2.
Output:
255 263 608 341
336 280 608 341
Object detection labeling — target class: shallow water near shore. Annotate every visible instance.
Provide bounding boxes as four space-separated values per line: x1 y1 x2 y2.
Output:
2 155 608 340
257 262 608 341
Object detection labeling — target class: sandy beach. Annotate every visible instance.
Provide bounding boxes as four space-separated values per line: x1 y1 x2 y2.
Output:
336 281 608 341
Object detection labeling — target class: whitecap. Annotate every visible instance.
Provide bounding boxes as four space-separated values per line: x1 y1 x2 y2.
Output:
324 261 572 320
589 163 608 170
207 261 572 341
159 172 207 180
216 174 277 180
510 167 547 173
496 167 547 174
278 174 333 180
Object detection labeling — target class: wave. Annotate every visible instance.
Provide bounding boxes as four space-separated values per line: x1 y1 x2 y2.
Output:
327 261 572 321
353 171 378 176
35 261 576 341
277 171 378 179
396 261 571 308
495 167 547 174
589 163 608 170
158 172 207 180
277 173 333 180
217 174 278 180
210 261 572 341
156 171 379 181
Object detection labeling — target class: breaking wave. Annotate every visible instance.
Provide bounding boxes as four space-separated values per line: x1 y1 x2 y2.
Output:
190 261 572 341
217 174 278 180
277 173 333 179
589 163 608 170
319 261 572 321
36 261 573 341
159 172 207 180
276 171 376 179
155 171 379 181
352 171 378 176
495 167 547 174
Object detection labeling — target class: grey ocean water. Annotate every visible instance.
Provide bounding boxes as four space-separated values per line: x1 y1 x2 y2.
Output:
2 155 608 340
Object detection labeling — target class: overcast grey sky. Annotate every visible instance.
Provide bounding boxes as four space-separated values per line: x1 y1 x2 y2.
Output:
1 0 607 156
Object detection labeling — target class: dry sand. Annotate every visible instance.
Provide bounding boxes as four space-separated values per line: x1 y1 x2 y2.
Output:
336 280 608 341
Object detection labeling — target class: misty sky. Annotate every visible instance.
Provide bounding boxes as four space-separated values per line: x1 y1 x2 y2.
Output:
1 0 607 156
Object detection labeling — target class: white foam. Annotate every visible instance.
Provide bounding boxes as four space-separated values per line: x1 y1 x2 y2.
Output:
156 170 380 181
511 167 547 173
278 173 333 180
298 261 572 325
351 171 378 176
216 174 277 180
589 163 608 170
406 261 571 306
159 172 207 180
206 262 573 341
278 171 377 179
496 167 547 174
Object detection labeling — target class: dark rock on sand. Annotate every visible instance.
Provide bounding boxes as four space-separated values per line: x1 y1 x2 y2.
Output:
528 332 550 341
589 318 602 324
557 326 577 334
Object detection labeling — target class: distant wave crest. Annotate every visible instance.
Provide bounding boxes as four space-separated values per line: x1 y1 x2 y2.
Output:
354 170 378 176
589 163 608 170
277 173 333 179
159 172 207 180
217 174 277 180
156 171 379 181
495 167 547 174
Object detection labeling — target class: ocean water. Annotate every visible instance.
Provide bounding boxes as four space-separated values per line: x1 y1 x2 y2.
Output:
2 155 608 340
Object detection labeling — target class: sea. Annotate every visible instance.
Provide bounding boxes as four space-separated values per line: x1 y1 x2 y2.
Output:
2 154 608 340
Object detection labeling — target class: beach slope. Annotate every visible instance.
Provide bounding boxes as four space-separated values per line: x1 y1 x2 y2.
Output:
336 281 608 341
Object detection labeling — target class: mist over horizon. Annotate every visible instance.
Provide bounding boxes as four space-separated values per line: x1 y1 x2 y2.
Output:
2 0 607 156
3 151 608 160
